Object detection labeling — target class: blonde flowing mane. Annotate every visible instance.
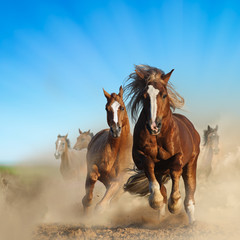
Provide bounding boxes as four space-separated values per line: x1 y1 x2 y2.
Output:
124 65 185 122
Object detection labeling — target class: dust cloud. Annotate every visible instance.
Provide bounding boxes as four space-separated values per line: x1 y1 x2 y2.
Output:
0 120 240 240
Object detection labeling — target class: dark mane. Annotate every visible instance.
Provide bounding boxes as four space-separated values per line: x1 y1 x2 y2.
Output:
203 130 209 146
123 65 184 122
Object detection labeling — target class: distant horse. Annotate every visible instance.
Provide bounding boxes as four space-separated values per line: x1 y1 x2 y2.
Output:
73 129 93 150
82 86 132 213
124 65 200 224
198 125 219 178
54 134 86 180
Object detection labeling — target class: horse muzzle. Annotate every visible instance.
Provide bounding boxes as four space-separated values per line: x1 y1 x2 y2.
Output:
147 120 162 135
110 124 122 138
54 152 60 159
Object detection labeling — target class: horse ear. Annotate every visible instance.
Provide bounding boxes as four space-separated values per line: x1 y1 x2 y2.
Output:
208 125 211 131
161 69 174 84
65 133 68 138
103 88 111 100
119 85 123 98
135 69 145 79
87 129 90 134
79 129 82 134
215 125 218 131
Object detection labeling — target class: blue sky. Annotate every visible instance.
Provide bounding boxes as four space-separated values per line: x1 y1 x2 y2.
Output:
1 0 240 164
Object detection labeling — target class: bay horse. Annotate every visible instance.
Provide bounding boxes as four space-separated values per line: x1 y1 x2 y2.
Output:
73 129 94 150
54 134 86 180
124 65 200 224
82 86 132 213
198 125 219 178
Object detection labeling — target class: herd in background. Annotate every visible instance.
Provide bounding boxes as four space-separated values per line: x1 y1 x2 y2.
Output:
54 65 220 225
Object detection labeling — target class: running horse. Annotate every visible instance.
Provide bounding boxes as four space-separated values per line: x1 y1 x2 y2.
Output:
73 129 94 150
124 65 200 224
54 134 86 180
198 125 219 178
82 86 132 212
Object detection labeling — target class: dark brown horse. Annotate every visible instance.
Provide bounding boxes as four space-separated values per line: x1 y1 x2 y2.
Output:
82 86 132 213
124 65 200 224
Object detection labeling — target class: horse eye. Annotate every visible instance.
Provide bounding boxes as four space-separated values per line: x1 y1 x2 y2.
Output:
120 106 125 111
163 94 167 99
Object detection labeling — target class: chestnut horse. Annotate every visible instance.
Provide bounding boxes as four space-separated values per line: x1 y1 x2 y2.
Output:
124 65 200 224
198 125 219 178
82 86 132 212
73 129 94 150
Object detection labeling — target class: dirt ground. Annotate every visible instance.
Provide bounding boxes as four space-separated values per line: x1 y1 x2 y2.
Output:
33 221 232 240
1 146 240 240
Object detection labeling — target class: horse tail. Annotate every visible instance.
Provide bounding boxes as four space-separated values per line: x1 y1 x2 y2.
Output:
124 170 149 196
124 169 170 196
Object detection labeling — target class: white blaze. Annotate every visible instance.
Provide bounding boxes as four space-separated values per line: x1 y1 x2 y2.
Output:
111 101 120 124
147 85 159 123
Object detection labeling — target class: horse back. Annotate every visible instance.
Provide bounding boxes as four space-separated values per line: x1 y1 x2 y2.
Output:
173 113 200 164
87 129 109 155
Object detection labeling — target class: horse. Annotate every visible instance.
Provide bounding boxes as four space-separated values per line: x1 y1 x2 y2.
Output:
82 86 132 213
73 129 94 150
54 134 86 180
124 65 200 224
198 125 219 178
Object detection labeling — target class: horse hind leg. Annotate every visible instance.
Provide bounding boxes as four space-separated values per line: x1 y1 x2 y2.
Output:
82 165 99 213
182 156 198 224
95 180 120 213
168 157 183 214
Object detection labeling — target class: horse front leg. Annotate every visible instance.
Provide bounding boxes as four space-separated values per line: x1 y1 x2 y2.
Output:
182 155 198 224
168 154 183 214
82 165 99 213
144 160 164 211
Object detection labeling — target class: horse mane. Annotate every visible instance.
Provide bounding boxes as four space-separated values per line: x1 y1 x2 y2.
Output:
123 65 185 122
203 130 209 146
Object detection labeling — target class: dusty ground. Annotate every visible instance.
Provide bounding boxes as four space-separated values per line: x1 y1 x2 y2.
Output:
33 221 231 240
1 146 240 240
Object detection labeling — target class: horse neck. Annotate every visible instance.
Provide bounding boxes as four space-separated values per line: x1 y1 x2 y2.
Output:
61 145 71 166
160 109 174 135
202 143 213 163
122 112 130 135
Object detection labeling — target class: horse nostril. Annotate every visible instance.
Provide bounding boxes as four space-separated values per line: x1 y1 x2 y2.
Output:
157 122 162 128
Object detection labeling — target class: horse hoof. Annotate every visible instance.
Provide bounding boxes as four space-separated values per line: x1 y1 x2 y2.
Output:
95 203 105 214
149 193 164 210
168 198 182 214
157 203 166 220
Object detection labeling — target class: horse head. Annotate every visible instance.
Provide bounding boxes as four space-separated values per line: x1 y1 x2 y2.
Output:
103 86 127 138
54 134 69 159
204 125 219 154
73 129 93 150
137 68 174 135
